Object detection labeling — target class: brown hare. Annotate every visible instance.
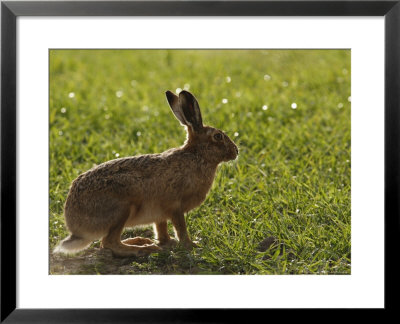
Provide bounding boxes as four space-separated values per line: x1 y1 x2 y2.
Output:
54 90 238 257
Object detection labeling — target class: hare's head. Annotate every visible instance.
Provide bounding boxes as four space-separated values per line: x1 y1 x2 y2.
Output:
166 90 238 164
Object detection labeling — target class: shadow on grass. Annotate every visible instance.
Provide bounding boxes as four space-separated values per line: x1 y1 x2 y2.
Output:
49 237 290 275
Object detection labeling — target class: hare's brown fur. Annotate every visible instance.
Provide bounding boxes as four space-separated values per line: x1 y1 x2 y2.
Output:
55 90 238 257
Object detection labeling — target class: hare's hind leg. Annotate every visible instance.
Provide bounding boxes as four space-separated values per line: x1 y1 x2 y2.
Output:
102 220 161 257
121 204 157 247
122 237 154 246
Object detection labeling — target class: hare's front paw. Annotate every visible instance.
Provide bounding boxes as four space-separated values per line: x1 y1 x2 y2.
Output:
181 240 199 250
159 238 178 249
137 244 162 256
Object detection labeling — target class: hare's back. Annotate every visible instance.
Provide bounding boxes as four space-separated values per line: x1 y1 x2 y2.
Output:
68 154 165 196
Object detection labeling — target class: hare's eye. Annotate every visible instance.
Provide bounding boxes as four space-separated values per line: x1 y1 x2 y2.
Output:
214 133 223 141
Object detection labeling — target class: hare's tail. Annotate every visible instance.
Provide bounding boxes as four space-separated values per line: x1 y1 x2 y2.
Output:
53 234 92 254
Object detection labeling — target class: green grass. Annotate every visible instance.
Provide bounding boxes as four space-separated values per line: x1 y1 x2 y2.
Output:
49 49 351 274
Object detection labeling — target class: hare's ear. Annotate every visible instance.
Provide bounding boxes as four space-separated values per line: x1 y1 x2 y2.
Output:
166 90 188 127
178 90 203 132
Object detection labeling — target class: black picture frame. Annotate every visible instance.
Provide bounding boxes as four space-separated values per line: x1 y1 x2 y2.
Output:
1 0 399 322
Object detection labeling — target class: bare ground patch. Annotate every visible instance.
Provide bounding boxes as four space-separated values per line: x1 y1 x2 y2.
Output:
50 240 205 275
50 247 143 274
